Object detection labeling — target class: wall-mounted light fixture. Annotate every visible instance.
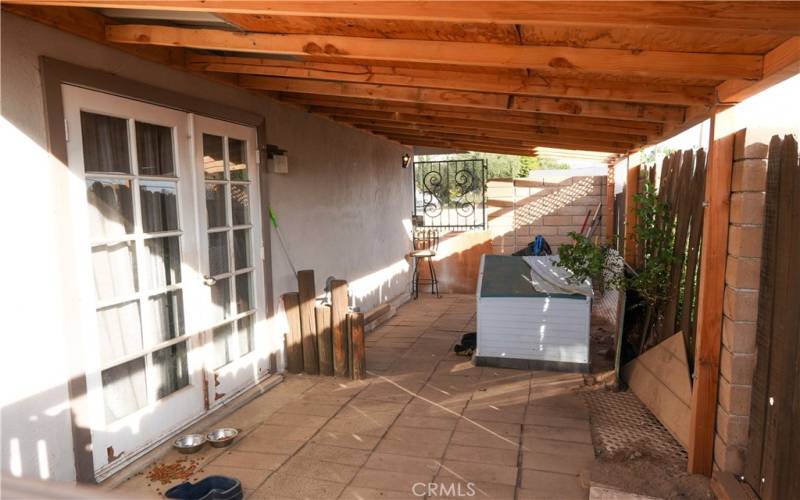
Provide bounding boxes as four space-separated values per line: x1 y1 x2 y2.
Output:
401 153 411 169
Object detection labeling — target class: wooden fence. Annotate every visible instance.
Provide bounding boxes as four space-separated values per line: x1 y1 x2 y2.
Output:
744 134 800 499
628 149 708 358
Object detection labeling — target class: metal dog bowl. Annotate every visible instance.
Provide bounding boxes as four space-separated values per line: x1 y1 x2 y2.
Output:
206 428 238 448
173 434 205 454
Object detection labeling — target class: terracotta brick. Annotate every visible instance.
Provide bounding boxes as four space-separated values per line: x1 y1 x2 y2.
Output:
718 375 753 416
714 434 746 474
725 256 762 290
548 235 573 246
720 346 756 386
543 215 572 226
730 192 765 224
728 225 763 258
722 317 757 354
516 226 531 237
724 287 759 322
557 205 592 216
533 226 559 236
558 226 583 236
731 159 768 192
733 129 771 161
716 406 749 447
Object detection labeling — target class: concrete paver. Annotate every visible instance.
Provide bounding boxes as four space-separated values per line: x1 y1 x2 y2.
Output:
115 294 595 499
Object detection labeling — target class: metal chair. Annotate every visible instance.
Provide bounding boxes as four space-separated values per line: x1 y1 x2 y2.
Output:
411 228 441 299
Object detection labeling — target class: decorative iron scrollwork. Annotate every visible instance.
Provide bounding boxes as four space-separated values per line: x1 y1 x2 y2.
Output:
413 159 487 230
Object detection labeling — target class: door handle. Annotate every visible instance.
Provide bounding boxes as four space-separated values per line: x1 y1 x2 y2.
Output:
203 276 217 286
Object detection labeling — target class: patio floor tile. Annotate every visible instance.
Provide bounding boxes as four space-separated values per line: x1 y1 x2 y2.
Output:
116 295 594 500
444 444 519 467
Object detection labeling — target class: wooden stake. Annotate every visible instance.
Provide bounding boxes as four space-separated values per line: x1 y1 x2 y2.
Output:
281 292 303 373
349 312 366 380
315 304 333 376
297 269 319 375
688 125 733 476
330 279 350 377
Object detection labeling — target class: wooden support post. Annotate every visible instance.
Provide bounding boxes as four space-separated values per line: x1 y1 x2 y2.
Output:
281 292 303 373
297 269 319 375
349 312 366 380
688 125 734 476
606 163 615 245
624 157 640 266
330 279 350 377
315 304 333 376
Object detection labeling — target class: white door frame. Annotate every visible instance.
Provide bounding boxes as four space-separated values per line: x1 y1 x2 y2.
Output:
191 115 270 406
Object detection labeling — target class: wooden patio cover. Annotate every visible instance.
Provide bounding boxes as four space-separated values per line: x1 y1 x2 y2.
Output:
4 2 799 159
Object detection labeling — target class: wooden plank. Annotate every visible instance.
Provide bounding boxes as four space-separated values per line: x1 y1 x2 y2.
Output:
1 5 185 66
281 292 303 373
718 37 800 104
286 95 665 136
239 75 684 123
688 131 734 476
217 13 787 56
302 95 657 130
315 304 333 376
659 151 695 343
297 269 319 375
187 53 715 106
761 135 799 500
332 114 648 144
364 303 391 325
16 2 800 34
679 149 707 345
330 279 349 377
349 311 366 380
353 123 636 152
623 161 639 266
105 24 763 80
623 332 693 447
744 136 783 490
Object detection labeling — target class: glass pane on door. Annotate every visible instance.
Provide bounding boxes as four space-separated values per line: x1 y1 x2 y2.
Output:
140 181 179 233
101 357 147 422
80 111 131 174
86 178 134 238
136 121 175 176
153 342 189 399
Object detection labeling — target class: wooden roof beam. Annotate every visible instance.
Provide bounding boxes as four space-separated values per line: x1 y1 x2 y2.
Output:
332 116 642 149
105 24 763 81
717 36 800 104
326 112 649 143
287 96 665 136
187 54 715 106
10 2 800 34
239 75 685 122
357 125 631 153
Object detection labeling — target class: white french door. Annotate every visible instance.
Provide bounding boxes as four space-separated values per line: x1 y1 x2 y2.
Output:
62 86 269 479
192 116 269 405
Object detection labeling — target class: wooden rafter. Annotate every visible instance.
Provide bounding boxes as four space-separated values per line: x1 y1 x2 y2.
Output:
239 75 684 123
10 1 800 34
282 95 665 136
187 54 716 106
334 117 639 150
105 24 763 81
325 113 648 143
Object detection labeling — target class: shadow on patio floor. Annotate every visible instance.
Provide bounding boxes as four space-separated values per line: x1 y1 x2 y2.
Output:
116 294 594 500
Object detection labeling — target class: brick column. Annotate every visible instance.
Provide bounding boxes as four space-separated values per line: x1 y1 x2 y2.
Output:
713 130 768 473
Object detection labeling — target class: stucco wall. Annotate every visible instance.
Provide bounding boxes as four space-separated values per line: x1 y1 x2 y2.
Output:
0 13 412 482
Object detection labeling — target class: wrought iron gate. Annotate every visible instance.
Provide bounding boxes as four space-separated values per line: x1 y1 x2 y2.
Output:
413 159 487 230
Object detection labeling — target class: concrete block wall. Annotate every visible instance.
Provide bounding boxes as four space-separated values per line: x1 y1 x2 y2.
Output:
713 130 768 473
486 175 608 255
